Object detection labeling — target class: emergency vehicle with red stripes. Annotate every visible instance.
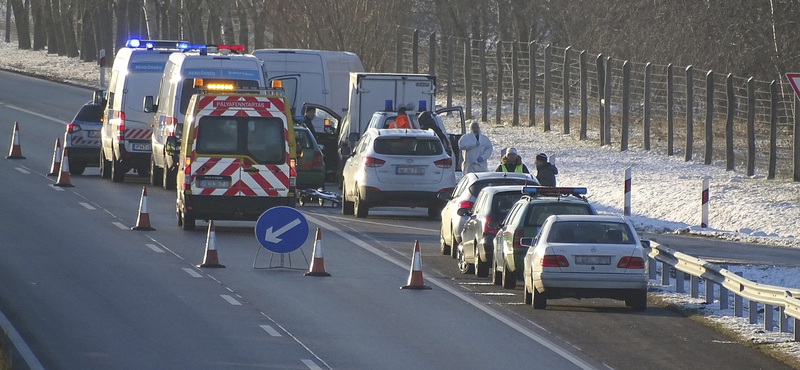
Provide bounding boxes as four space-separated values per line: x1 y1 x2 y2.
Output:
175 87 297 230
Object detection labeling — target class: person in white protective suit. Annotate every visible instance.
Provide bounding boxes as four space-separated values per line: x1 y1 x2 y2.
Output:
458 121 493 174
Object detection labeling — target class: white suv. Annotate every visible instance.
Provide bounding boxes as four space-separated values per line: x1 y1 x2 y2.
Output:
341 128 456 218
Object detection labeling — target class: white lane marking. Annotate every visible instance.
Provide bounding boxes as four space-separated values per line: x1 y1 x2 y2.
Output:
182 268 202 278
0 308 45 370
51 185 65 192
260 325 282 337
312 213 437 232
4 104 65 124
79 202 96 210
305 214 597 370
221 295 241 306
302 359 324 370
15 167 30 174
112 222 128 230
145 243 165 253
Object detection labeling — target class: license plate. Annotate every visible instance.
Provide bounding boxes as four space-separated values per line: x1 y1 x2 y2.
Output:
396 166 425 175
131 143 151 151
575 256 611 265
197 176 231 188
88 131 101 138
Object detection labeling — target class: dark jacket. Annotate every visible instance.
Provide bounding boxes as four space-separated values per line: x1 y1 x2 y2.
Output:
303 116 317 137
495 155 530 173
536 162 558 186
418 111 451 154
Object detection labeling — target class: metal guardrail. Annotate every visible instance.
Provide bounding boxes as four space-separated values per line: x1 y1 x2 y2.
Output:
646 241 800 341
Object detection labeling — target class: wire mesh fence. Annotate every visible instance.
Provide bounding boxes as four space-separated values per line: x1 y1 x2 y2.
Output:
395 26 800 181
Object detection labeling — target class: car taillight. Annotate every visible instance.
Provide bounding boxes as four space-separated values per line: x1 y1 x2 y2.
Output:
541 255 569 267
512 229 525 248
67 123 81 134
617 256 645 269
364 156 385 167
482 216 497 234
183 157 192 190
167 117 178 137
458 200 473 210
289 158 297 192
434 158 452 168
114 111 126 140
312 152 323 167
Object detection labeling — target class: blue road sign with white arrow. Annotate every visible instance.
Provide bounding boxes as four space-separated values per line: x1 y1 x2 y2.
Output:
254 206 309 253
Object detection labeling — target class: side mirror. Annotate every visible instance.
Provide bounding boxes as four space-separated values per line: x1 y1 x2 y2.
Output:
143 96 155 113
520 237 534 247
348 132 360 142
165 136 179 154
437 192 451 201
456 207 470 217
93 90 107 106
640 239 651 249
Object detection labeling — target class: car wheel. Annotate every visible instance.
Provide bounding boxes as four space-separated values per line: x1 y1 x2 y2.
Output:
492 258 502 285
354 188 369 218
177 209 183 227
163 166 177 190
474 245 490 278
626 291 647 312
100 150 111 179
341 184 354 215
450 232 459 259
427 204 442 219
523 283 533 305
439 229 451 256
502 261 516 289
532 287 547 309
69 159 86 176
456 247 474 274
111 153 126 183
180 209 195 231
150 156 163 187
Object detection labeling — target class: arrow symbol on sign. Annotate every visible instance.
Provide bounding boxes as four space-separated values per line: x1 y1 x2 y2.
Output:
264 219 302 244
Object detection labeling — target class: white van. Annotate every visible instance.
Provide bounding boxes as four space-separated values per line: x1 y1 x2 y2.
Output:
252 49 364 125
101 39 187 182
144 45 267 190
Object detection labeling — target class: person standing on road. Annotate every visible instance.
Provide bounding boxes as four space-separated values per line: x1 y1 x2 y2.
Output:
418 111 452 155
389 107 412 129
535 153 558 186
458 121 493 174
303 106 318 137
495 147 529 173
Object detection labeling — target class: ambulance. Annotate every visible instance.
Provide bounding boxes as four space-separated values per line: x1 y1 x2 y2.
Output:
144 44 266 190
174 88 296 230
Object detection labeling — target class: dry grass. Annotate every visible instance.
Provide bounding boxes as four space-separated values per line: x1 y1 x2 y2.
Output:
0 333 11 370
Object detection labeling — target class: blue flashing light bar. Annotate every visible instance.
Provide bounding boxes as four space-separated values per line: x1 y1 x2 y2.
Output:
177 42 191 50
384 99 393 111
145 42 154 49
522 186 587 196
418 100 427 111
127 38 141 48
126 38 191 50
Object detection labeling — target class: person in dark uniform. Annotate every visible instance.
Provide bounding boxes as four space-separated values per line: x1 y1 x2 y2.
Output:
417 111 452 155
535 153 558 186
303 106 317 137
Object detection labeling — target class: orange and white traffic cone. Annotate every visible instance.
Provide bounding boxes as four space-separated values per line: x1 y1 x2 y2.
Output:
199 221 225 268
131 186 155 230
47 138 62 176
305 228 330 277
52 147 74 187
401 240 431 290
6 122 25 159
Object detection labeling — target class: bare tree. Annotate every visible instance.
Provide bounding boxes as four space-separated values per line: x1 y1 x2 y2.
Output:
143 0 159 39
9 0 31 49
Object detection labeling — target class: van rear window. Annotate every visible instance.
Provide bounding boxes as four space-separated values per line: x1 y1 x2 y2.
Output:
196 116 286 164
180 79 260 115
373 137 442 156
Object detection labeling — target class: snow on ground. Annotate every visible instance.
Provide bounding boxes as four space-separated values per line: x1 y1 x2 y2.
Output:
2 40 800 364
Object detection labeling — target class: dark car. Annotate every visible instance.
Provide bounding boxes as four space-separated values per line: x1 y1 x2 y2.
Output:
294 125 326 190
65 100 104 175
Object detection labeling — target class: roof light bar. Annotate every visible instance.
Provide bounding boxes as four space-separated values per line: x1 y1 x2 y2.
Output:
126 38 191 50
522 186 588 196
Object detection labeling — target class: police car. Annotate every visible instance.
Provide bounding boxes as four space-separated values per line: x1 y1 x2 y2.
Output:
65 91 106 175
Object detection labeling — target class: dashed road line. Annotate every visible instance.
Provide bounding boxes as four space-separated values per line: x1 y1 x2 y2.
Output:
301 359 324 370
221 295 241 305
50 185 65 191
182 268 202 278
79 202 96 210
15 167 30 174
145 243 165 253
260 325 282 337
112 221 128 230
4 103 65 124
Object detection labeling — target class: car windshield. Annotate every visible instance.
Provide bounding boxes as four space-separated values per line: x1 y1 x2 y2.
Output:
547 221 636 244
195 116 286 164
74 104 104 122
468 178 532 196
294 129 314 149
524 203 594 227
373 137 443 155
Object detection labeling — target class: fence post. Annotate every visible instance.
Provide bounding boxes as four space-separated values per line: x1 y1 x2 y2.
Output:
686 65 694 162
769 80 778 179
719 282 729 310
668 64 675 156
512 42 520 127
544 44 552 132
675 270 685 293
726 74 735 171
705 279 714 304
765 304 774 331
648 257 658 280
690 275 700 298
99 49 107 87
396 26 403 73
794 95 800 181
446 37 454 109
428 32 436 76
705 70 714 165
596 54 605 146
747 77 756 176
780 307 790 333
496 42 504 126
480 40 488 122
624 167 632 216
644 63 652 150
734 271 744 317
661 261 670 286
621 61 630 151
563 46 571 134
604 57 612 145
529 42 536 127
464 38 473 120
701 178 709 228
580 51 588 140
412 29 419 74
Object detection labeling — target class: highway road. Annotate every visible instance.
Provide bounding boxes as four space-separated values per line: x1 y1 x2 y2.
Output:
0 70 794 370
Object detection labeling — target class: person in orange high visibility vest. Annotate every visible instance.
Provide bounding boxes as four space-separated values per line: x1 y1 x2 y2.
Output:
389 107 411 129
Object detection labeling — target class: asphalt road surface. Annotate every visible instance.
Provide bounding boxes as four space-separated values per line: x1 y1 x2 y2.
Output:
0 70 795 370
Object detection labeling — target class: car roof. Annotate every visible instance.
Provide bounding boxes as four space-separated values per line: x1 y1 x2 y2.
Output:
550 214 626 223
477 185 527 195
467 172 536 181
367 128 436 138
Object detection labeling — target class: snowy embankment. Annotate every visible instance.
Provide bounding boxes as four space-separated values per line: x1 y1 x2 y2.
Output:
2 40 800 364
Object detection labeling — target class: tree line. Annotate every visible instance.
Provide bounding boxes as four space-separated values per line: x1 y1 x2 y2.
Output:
4 0 799 80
